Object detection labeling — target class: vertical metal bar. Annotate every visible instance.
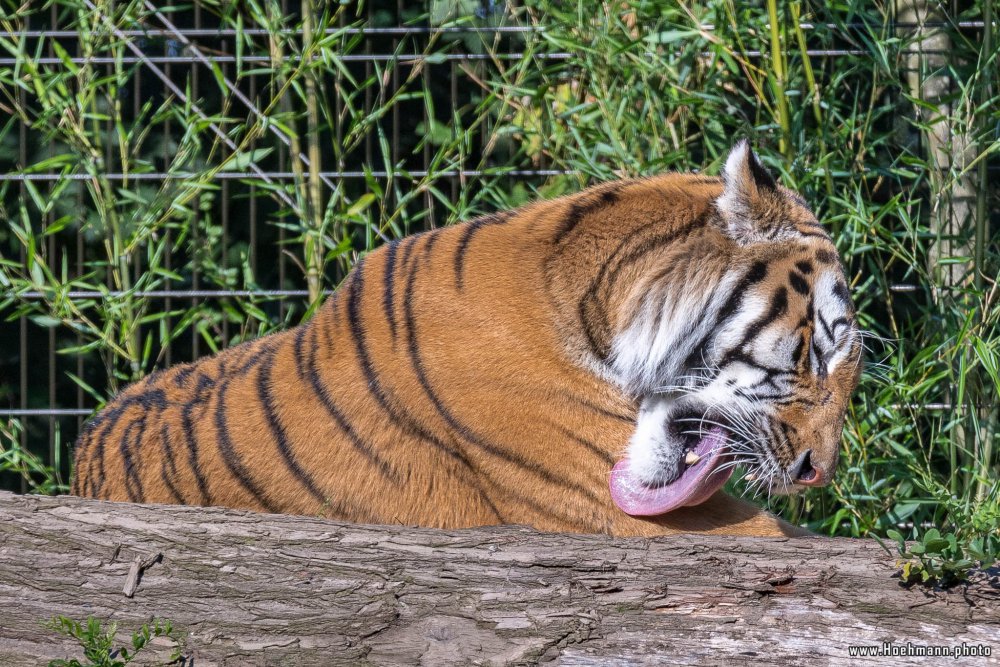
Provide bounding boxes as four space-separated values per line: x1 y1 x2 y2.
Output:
249 72 258 278
278 0 289 322
72 12 86 477
163 8 173 367
191 2 202 359
76 180 85 432
450 58 458 208
47 2 57 474
365 2 373 175
423 58 434 228
335 8 345 279
221 25 231 346
17 10 30 494
392 0 401 227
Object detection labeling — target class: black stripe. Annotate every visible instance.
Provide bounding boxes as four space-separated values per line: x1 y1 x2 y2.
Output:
829 316 851 339
181 387 213 505
302 311 403 484
774 420 797 462
119 414 147 503
594 214 703 307
227 339 262 377
578 218 702 359
258 346 353 514
815 248 838 264
729 286 789 357
294 323 319 379
84 388 166 499
725 349 793 380
789 270 810 295
404 234 604 508
795 260 814 275
765 419 791 464
793 333 808 367
382 240 401 339
558 389 634 424
454 212 509 290
818 311 834 342
293 324 309 379
72 424 98 496
347 255 504 519
173 364 196 387
214 353 281 513
399 232 421 272
549 422 615 466
578 292 613 361
747 151 778 191
551 185 622 245
93 433 106 498
832 280 851 306
159 422 186 504
682 260 768 370
743 365 794 392
653 268 731 377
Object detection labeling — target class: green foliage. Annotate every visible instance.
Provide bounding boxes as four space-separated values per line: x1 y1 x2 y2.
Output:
46 616 180 667
884 526 999 587
879 483 1000 586
0 418 65 494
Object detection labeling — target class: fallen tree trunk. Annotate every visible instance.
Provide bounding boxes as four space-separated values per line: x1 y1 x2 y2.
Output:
0 492 996 666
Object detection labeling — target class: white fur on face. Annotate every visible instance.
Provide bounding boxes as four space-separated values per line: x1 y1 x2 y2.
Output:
608 270 742 395
811 271 860 376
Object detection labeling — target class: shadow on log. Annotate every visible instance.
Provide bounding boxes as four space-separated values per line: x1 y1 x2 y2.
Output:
0 491 997 665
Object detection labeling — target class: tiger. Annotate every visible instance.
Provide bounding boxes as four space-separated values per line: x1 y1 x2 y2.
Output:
71 141 863 537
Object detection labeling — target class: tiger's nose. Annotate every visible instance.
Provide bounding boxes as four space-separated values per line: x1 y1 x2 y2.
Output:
790 449 827 486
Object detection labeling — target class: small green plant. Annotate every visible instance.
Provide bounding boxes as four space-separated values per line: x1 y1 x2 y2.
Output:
46 616 180 667
882 526 999 588
0 418 65 494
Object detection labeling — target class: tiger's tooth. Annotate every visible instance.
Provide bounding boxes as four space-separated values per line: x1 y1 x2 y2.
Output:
685 451 701 465
745 473 758 482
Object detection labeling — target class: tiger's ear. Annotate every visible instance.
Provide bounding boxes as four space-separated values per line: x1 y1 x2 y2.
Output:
715 140 786 245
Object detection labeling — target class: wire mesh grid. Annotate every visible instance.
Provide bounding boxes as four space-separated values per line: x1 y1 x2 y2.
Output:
0 1 993 491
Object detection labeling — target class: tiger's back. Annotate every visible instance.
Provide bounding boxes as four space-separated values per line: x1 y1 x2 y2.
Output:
73 146 861 538
71 180 657 532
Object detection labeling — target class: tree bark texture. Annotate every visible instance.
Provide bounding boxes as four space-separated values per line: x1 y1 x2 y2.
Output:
0 491 997 666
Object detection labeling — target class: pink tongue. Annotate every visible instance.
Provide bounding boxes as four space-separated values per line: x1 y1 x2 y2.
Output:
610 426 732 516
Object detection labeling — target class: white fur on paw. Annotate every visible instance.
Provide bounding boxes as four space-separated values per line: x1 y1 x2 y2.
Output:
626 396 683 486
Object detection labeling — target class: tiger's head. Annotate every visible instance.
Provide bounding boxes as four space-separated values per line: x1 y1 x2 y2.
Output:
608 141 863 516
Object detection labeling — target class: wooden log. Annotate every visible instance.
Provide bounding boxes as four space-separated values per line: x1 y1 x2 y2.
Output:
0 491 996 666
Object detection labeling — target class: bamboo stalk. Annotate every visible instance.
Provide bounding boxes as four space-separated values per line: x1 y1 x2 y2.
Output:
766 0 791 160
790 0 833 197
301 0 326 306
974 0 994 502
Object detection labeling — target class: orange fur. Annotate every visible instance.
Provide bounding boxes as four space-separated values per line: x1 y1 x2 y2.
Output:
72 166 859 538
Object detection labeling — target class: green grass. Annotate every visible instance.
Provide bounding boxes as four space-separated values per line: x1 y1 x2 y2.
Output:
0 0 997 582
